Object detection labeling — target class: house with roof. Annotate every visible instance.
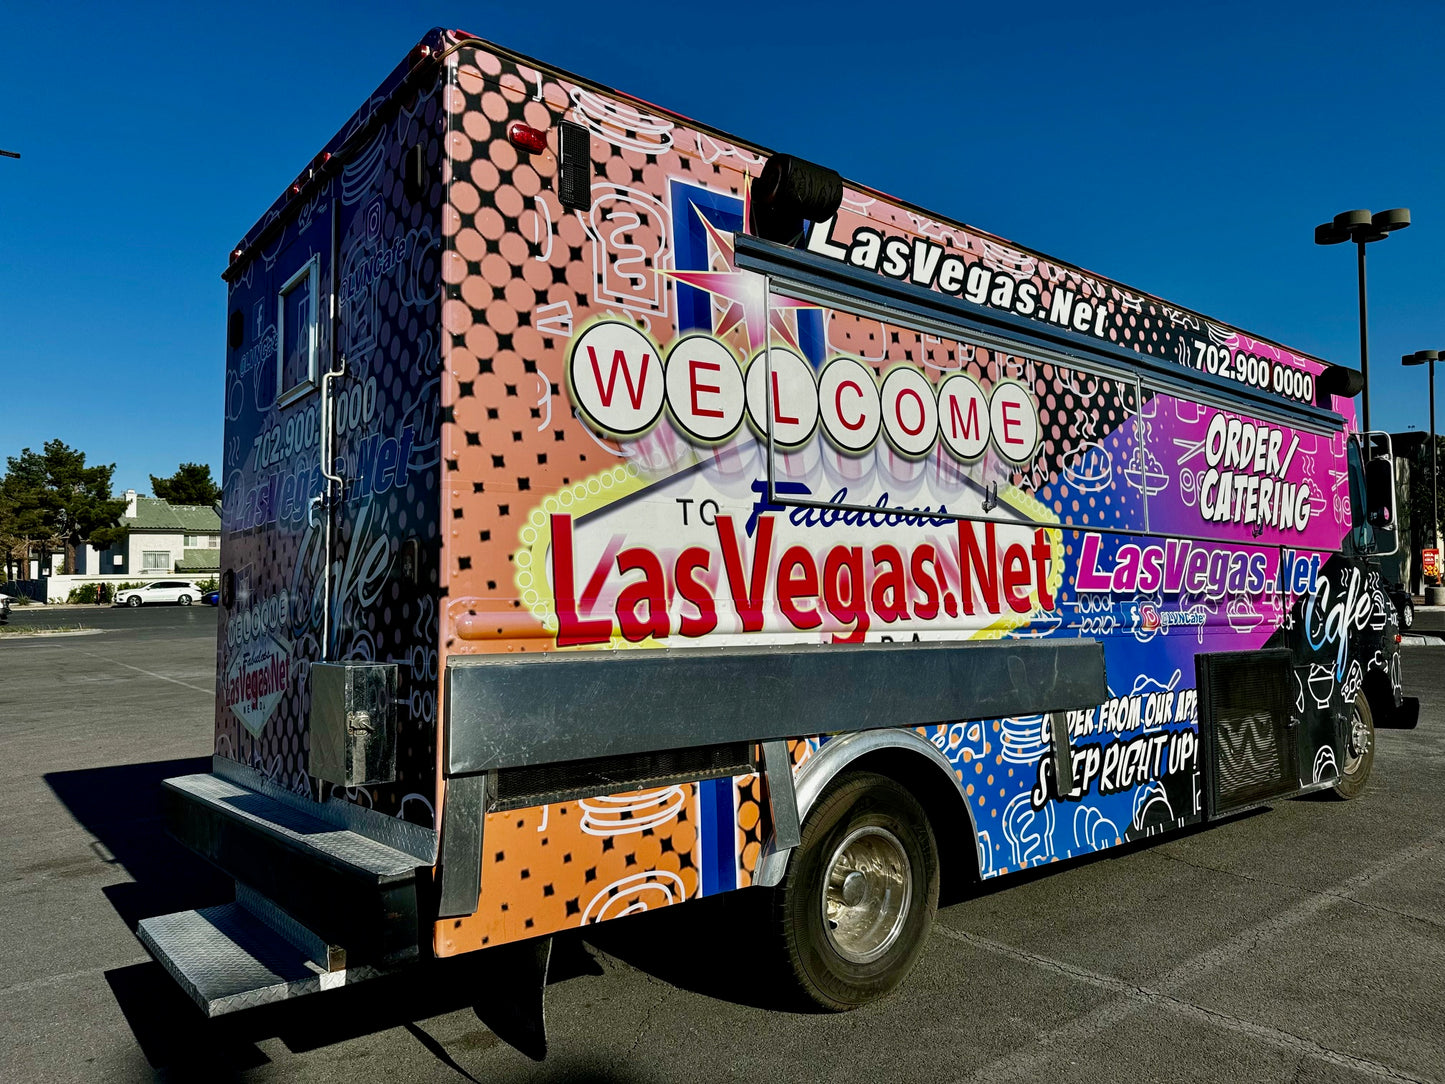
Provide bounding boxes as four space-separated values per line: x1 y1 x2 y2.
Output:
75 489 221 578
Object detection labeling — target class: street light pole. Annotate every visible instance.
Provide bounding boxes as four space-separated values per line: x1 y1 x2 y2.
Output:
1316 208 1411 433
1357 239 1370 432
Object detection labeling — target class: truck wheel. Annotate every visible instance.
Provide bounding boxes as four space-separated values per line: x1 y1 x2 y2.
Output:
1399 598 1414 630
1333 693 1375 800
773 771 938 1010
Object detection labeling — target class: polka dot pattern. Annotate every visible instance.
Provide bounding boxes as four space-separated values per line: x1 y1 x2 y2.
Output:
437 49 763 956
217 73 447 820
438 785 703 955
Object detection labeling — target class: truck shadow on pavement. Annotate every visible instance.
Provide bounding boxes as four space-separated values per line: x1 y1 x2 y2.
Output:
44 757 792 1079
45 757 231 932
45 757 1280 1079
579 890 809 1013
99 945 626 1082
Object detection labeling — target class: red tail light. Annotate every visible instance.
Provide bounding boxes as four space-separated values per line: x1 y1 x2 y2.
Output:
507 121 548 155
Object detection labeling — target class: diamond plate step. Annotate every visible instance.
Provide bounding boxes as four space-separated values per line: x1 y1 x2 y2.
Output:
138 903 356 1017
160 773 423 967
166 773 419 876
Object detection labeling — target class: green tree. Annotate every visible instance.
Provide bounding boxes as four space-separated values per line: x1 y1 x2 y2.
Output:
150 461 221 506
0 481 34 581
0 452 58 579
2 441 127 574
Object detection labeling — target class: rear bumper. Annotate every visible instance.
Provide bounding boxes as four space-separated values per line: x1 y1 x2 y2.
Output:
160 772 424 966
138 760 436 1016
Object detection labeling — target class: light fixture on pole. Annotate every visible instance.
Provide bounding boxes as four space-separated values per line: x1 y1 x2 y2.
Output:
1315 208 1411 433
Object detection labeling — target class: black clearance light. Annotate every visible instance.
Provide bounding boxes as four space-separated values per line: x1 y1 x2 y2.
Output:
556 121 592 212
750 153 844 245
1315 365 1365 402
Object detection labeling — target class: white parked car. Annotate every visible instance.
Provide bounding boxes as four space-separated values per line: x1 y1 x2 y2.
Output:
114 580 205 607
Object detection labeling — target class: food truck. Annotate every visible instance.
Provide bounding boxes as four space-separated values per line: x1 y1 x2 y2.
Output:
138 26 1418 1025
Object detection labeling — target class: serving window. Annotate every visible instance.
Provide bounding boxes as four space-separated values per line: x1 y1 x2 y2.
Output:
277 255 319 407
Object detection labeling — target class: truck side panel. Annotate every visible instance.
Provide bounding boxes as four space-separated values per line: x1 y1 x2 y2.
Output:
430 41 1388 961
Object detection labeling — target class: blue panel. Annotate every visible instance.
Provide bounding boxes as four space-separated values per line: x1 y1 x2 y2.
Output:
798 308 825 368
669 180 828 369
669 180 745 335
698 776 737 895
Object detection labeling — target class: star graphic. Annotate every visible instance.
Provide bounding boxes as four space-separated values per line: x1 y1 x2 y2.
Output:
662 197 819 354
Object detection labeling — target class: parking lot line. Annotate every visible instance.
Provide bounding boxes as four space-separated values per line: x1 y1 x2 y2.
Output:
945 825 1445 1084
0 958 150 1000
79 651 213 696
938 925 1427 1084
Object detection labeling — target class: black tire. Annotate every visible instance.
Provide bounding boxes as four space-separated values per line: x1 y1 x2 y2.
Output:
1332 693 1375 800
126 595 141 608
772 771 938 1011
178 594 192 606
1399 598 1414 630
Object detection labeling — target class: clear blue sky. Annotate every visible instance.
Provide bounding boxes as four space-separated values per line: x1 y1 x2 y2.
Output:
4 1 1445 493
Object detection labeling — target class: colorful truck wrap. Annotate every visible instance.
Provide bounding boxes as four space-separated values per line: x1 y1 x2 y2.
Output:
142 27 1415 1019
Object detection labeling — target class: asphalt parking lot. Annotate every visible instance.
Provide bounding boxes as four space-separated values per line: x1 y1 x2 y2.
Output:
2 609 1445 1083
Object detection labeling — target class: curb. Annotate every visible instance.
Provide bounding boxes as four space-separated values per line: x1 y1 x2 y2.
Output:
0 628 103 639
1400 633 1445 646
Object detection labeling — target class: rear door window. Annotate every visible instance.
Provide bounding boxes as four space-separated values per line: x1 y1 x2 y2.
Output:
278 255 320 405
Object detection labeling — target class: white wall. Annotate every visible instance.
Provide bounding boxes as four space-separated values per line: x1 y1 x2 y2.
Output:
128 531 185 577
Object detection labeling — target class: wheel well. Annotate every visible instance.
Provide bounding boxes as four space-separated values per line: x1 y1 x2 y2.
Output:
843 747 980 903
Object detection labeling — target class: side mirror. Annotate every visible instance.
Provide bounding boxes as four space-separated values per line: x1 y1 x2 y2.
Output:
1363 444 1398 557
1365 454 1395 528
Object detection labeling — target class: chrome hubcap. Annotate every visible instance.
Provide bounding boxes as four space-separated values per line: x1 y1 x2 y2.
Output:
822 826 911 964
1345 712 1370 774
